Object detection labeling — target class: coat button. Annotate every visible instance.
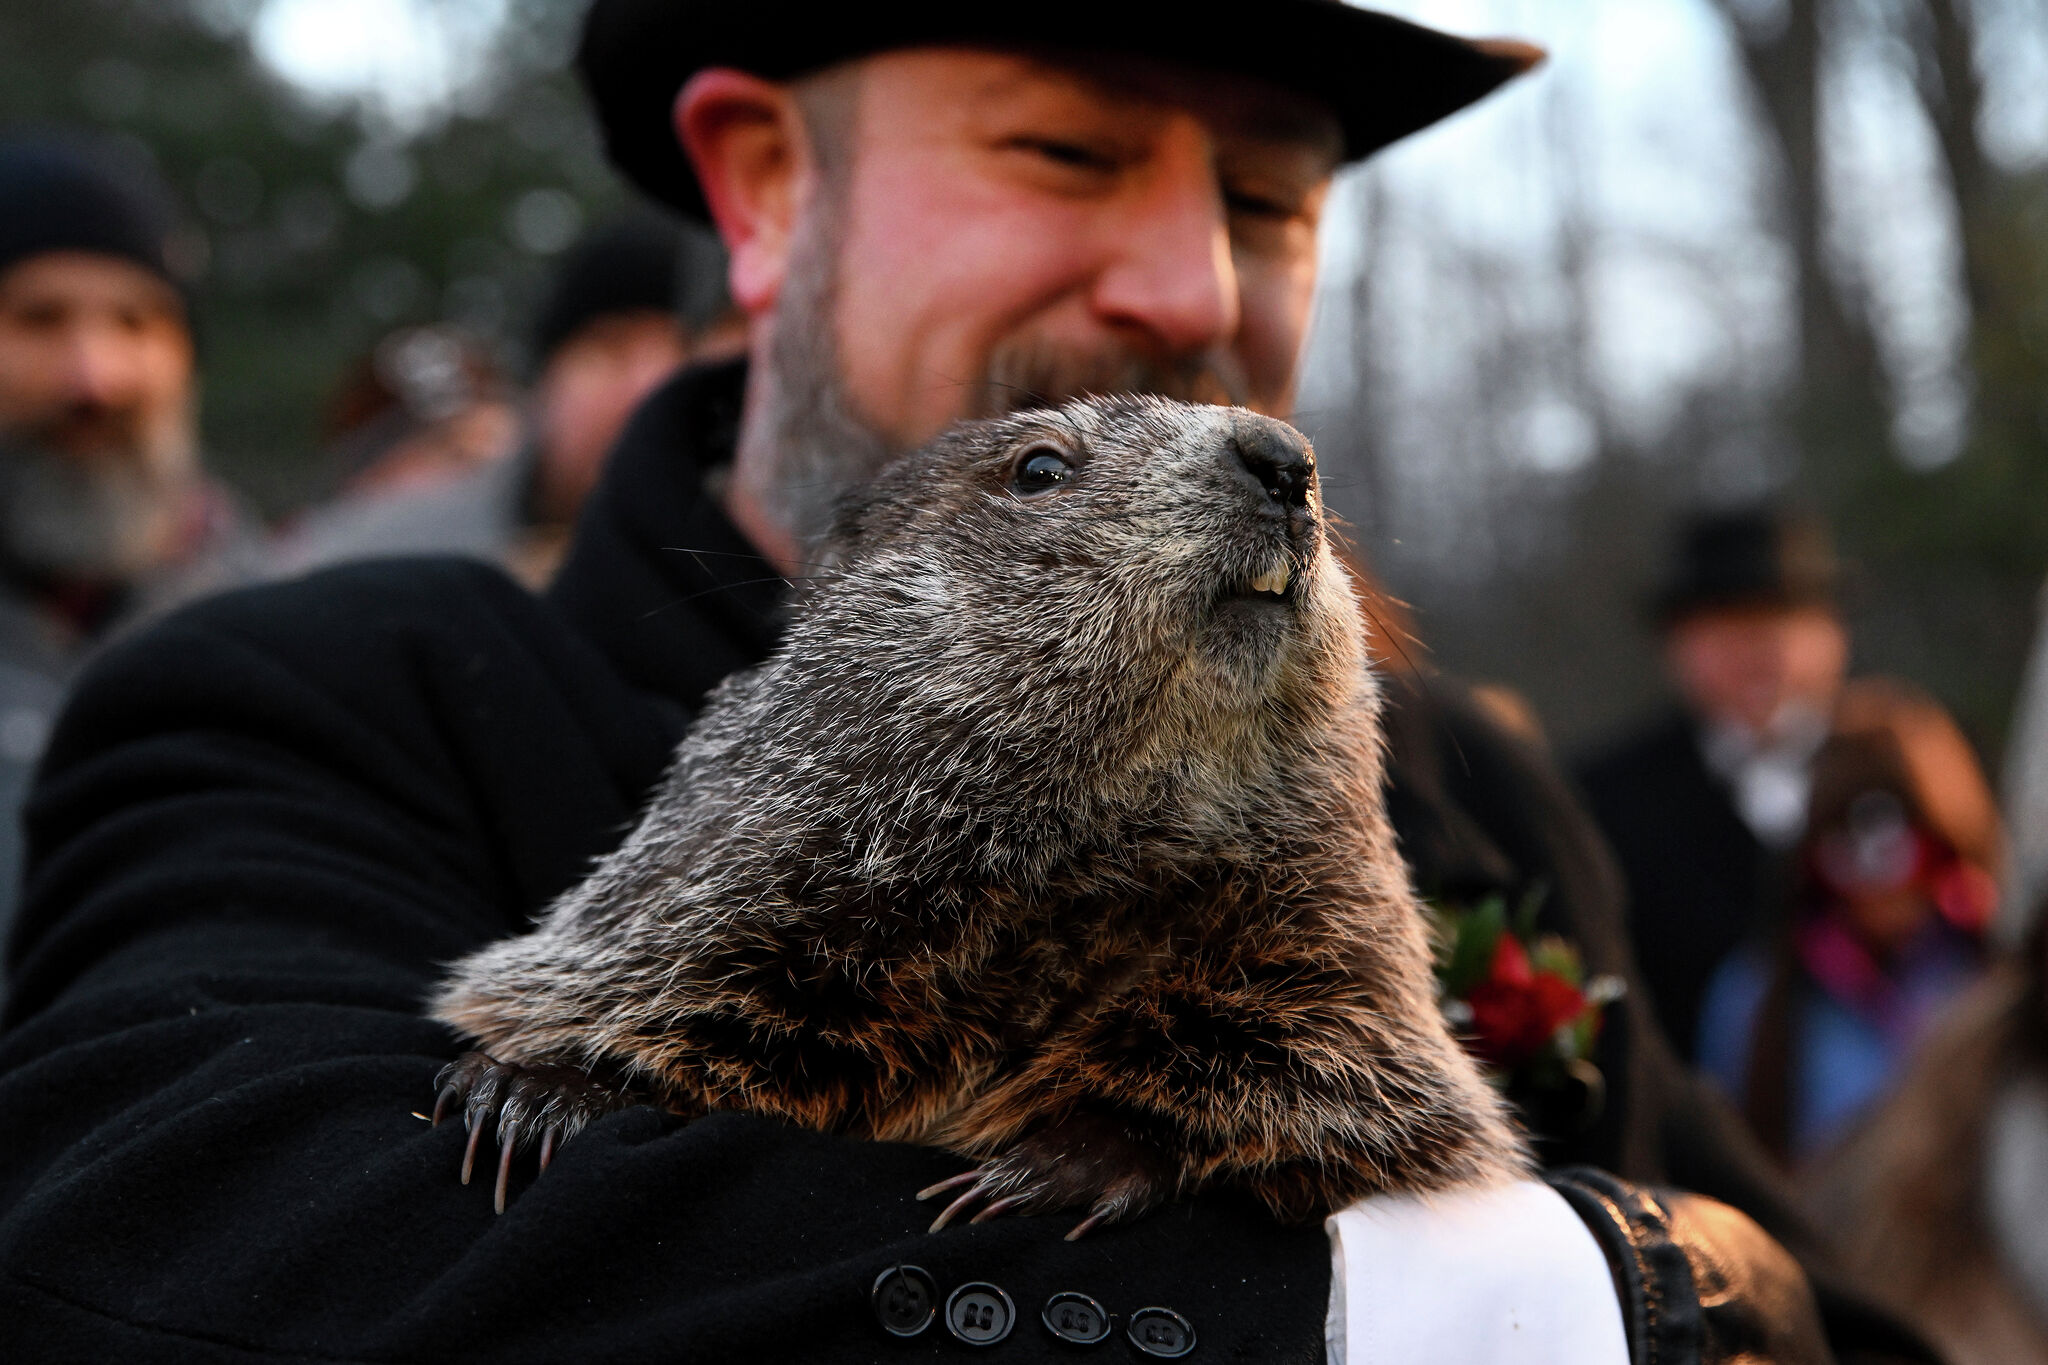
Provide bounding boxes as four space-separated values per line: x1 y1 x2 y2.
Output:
871 1264 937 1337
1041 1291 1112 1344
944 1281 1016 1345
1127 1306 1197 1357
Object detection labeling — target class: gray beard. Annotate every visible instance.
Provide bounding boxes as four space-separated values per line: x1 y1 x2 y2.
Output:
759 207 1253 553
0 438 186 585
757 196 894 553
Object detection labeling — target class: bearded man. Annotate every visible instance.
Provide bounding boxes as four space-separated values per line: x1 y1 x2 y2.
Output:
0 7 1927 1362
0 136 251 959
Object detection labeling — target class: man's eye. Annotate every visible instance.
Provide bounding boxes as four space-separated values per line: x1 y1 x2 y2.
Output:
1008 137 1117 173
5 305 66 331
1226 190 1295 220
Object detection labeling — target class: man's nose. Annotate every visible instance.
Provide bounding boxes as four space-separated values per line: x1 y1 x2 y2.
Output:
1090 125 1241 355
60 321 145 408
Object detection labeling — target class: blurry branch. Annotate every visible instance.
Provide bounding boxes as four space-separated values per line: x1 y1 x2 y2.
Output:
1907 0 1994 317
1707 0 1892 491
1542 77 1623 471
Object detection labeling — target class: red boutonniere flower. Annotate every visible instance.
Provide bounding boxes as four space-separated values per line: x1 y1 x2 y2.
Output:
1432 891 1624 1119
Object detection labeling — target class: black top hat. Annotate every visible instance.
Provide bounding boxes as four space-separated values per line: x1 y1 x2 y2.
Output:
1652 506 1842 624
577 0 1544 217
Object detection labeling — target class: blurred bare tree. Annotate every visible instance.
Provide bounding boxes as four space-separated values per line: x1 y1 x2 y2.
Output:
1304 0 2048 761
0 0 622 512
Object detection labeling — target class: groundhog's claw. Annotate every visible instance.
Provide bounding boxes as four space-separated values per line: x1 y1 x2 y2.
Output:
430 1051 631 1213
917 1112 1172 1240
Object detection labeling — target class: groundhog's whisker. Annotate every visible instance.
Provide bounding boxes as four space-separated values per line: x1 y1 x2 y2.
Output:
659 545 845 574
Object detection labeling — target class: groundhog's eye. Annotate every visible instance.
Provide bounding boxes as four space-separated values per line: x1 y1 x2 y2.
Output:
1011 448 1074 496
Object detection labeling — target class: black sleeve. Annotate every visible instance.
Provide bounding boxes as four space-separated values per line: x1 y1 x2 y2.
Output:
0 561 1327 1364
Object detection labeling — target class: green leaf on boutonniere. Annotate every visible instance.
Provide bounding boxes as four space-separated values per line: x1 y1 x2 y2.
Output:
1437 894 1505 998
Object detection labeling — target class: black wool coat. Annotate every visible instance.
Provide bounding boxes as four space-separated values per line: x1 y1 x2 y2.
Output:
1 361 1930 1363
0 364 1327 1362
1574 711 1782 1062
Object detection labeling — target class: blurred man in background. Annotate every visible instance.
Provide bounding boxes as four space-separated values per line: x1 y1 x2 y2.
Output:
313 325 520 502
1576 507 1851 1059
268 215 741 588
0 133 251 954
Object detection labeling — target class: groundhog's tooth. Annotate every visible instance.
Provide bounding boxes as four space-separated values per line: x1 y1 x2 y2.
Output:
1252 564 1291 596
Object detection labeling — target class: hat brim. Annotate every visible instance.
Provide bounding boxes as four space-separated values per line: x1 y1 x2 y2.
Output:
578 0 1543 217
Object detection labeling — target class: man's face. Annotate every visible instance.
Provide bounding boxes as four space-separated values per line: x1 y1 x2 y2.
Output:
532 311 691 523
0 251 199 582
1664 604 1849 739
820 49 1339 449
0 251 193 468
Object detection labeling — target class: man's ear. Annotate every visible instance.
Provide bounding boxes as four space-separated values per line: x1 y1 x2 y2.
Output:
675 69 815 316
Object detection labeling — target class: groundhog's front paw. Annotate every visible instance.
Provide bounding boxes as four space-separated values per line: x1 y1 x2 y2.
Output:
430 1050 633 1213
917 1111 1174 1241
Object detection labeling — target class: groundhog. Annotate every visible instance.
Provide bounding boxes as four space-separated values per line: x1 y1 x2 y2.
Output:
428 396 1524 1234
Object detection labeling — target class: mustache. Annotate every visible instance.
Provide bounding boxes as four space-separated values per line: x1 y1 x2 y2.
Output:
9 402 150 461
966 341 1252 419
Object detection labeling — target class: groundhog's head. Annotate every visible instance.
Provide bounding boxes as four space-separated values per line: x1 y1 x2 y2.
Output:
789 399 1369 790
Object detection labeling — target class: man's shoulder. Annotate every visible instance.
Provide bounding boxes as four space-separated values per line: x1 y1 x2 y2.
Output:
35 554 682 917
100 555 568 689
63 555 663 768
174 553 541 635
1571 709 1702 798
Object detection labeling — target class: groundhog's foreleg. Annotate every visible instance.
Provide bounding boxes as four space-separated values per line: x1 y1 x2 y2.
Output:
928 931 1523 1232
917 1108 1176 1239
429 1050 646 1212
426 923 700 1212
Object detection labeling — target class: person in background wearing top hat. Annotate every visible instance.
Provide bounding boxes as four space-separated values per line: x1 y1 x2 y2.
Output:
1577 506 1853 1062
267 215 744 588
0 8 1927 1361
0 133 257 988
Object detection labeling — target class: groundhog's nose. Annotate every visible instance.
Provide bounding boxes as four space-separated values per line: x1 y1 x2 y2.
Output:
1227 417 1314 512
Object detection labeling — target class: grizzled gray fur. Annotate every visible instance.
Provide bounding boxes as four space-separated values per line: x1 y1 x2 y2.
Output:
430 395 1524 1231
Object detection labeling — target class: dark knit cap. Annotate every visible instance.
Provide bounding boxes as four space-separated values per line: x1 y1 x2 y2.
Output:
531 215 732 362
1652 506 1842 624
0 134 181 292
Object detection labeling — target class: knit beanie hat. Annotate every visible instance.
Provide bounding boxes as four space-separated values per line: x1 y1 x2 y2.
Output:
530 214 731 364
0 134 181 293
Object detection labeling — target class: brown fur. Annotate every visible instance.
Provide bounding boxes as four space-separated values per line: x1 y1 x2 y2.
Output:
430 396 1524 1227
